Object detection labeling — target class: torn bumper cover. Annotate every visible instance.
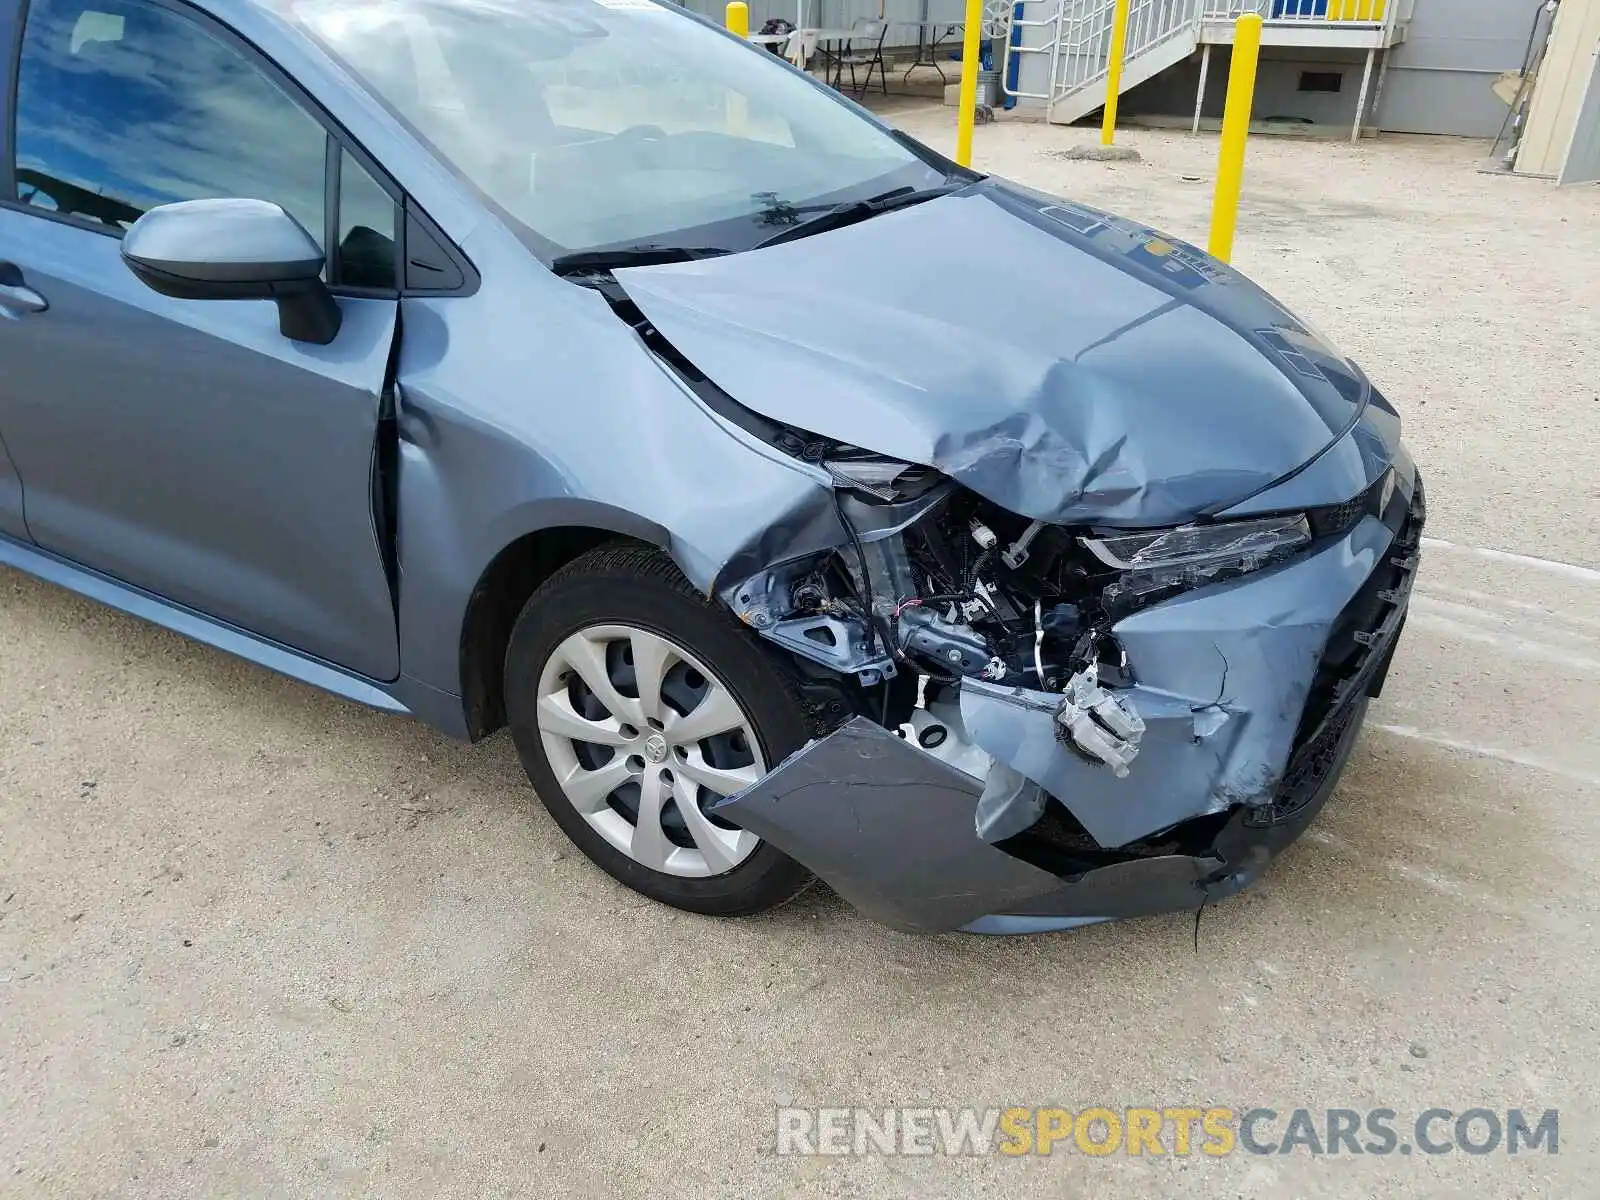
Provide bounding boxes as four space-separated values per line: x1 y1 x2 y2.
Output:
713 477 1422 934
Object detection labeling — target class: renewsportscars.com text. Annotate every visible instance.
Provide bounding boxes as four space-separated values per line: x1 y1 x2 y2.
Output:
776 1105 1559 1157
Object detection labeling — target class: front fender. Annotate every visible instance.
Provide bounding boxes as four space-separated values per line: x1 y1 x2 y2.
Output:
479 497 673 560
389 225 839 708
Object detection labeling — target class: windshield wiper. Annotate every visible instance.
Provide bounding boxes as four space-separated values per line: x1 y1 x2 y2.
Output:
549 244 731 277
549 183 965 275
754 182 966 249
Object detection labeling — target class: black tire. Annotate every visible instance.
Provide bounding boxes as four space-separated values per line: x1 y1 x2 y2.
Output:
504 541 815 916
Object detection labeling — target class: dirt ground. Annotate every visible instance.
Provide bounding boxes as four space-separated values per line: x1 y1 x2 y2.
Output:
3 108 1598 1199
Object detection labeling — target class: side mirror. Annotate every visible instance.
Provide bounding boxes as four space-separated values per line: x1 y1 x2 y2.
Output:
121 198 342 345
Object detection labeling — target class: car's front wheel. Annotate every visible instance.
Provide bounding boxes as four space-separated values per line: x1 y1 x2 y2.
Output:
504 543 815 915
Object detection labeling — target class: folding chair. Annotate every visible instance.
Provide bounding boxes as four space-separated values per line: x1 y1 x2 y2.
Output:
832 18 888 98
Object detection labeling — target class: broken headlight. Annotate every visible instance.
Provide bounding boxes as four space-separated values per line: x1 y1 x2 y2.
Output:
1083 513 1311 608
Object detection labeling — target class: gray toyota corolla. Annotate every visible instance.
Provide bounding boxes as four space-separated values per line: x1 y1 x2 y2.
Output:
0 0 1421 933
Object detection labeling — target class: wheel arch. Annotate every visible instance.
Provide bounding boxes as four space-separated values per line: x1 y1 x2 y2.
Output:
458 501 672 741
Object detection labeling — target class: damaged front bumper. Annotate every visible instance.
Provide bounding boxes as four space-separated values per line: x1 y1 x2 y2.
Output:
713 470 1423 934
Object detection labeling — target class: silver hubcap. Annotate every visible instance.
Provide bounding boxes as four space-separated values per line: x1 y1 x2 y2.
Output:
536 624 765 878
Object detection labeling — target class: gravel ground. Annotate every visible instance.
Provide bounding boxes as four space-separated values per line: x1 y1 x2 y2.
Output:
2 111 1598 1199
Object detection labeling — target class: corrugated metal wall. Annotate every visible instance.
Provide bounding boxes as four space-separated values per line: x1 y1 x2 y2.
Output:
1128 46 1374 126
1558 52 1600 183
678 0 968 47
1020 0 1540 137
1374 0 1542 135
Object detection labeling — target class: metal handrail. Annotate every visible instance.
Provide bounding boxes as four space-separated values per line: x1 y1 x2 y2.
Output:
1045 0 1200 107
997 0 1070 119
1001 0 1411 120
1202 0 1391 23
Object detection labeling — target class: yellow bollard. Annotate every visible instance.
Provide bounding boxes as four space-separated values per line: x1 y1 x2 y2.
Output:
1100 0 1131 146
1207 13 1262 263
725 2 750 134
954 0 984 167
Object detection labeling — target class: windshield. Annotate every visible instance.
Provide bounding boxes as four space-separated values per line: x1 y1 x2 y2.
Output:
288 0 946 257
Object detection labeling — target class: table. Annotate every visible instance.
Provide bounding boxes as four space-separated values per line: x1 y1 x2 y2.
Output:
747 31 793 61
785 19 968 95
790 27 874 89
895 19 966 85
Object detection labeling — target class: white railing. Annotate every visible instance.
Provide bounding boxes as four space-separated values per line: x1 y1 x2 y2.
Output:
1202 0 1414 38
1053 0 1202 102
999 0 1201 115
1000 0 1202 116
997 0 1413 117
1205 0 1382 21
995 0 1071 107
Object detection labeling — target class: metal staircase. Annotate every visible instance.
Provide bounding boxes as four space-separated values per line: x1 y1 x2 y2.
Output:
1001 0 1202 124
1067 0 1200 126
1001 0 1410 127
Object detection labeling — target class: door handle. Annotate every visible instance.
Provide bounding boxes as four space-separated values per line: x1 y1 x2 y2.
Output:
0 261 48 316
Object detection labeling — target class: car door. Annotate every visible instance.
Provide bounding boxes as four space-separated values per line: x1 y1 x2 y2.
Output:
0 0 401 681
0 0 26 541
0 427 23 542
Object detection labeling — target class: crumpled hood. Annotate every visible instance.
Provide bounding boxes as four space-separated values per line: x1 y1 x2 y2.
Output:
617 179 1371 527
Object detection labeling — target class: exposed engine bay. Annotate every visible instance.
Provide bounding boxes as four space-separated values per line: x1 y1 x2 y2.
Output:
724 479 1151 774
709 452 1422 931
739 487 1114 686
720 442 1321 779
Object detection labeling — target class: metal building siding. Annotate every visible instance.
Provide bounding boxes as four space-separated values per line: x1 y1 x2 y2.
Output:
680 0 968 43
1375 0 1544 135
1558 49 1600 182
